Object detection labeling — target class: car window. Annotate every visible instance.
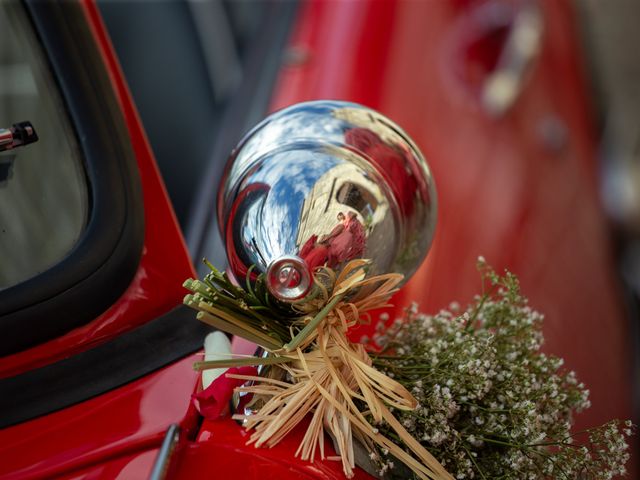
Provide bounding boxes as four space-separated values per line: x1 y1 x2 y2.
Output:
0 3 89 289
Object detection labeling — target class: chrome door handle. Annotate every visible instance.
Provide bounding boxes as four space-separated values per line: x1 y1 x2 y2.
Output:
480 1 544 116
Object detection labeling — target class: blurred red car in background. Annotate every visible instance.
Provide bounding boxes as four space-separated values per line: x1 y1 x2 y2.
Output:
0 0 636 478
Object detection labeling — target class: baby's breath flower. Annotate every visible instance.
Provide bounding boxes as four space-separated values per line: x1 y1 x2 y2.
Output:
371 264 634 479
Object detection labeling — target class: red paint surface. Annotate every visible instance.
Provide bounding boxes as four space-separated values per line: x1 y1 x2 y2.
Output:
174 419 374 480
0 1 195 378
0 354 200 479
3 1 635 479
58 449 159 480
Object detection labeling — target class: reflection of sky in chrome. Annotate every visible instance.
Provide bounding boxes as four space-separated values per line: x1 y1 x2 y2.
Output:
228 103 352 192
246 149 339 264
223 100 437 282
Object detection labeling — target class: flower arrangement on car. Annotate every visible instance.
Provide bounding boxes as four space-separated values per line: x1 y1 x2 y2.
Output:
182 102 633 479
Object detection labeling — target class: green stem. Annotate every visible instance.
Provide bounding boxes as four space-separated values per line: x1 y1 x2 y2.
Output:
284 293 345 352
466 291 489 332
193 355 293 370
195 311 282 350
462 444 488 480
477 436 519 448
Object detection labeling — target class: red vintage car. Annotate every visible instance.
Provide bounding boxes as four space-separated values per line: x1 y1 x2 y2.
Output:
0 0 635 478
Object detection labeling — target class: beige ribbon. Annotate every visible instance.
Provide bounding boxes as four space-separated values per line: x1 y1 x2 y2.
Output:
230 261 453 480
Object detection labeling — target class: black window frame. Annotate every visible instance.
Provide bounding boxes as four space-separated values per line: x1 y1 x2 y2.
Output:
0 1 145 356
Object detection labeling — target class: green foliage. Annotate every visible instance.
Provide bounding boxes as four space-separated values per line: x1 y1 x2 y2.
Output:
183 259 297 349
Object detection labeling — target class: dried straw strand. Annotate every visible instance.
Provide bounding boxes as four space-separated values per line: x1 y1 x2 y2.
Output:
229 263 453 479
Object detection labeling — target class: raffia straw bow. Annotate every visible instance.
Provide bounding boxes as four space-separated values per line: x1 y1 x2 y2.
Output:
228 260 454 480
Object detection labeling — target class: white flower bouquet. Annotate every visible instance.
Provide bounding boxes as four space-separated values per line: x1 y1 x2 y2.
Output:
369 259 633 479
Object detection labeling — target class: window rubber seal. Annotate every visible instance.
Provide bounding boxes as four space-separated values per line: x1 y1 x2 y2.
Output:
0 306 211 429
0 1 144 355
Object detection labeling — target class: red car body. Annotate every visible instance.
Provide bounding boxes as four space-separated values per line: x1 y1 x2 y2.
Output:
0 0 635 479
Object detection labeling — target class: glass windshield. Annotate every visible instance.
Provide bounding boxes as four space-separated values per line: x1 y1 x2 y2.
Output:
0 3 89 289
